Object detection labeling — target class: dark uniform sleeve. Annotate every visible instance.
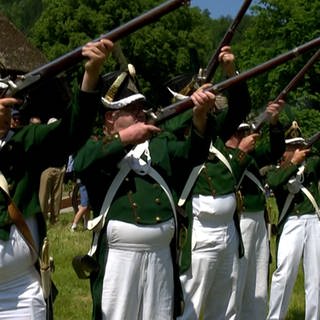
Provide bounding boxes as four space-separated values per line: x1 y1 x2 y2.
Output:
216 81 252 142
228 147 252 183
266 162 299 190
30 90 101 168
269 122 285 163
0 88 101 243
253 121 285 168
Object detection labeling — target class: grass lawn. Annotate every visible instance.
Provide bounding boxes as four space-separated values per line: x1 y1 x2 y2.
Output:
47 212 92 319
48 211 305 319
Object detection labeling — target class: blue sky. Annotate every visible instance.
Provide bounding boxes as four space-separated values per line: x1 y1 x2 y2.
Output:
191 0 257 18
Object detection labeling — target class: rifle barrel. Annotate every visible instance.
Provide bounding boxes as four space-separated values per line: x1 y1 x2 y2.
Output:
274 49 320 102
204 0 253 82
251 112 271 133
304 132 320 149
152 37 320 124
212 38 320 93
11 0 188 96
252 48 320 132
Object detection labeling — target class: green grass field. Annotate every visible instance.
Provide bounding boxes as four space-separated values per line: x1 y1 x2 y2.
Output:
48 211 305 319
47 212 92 319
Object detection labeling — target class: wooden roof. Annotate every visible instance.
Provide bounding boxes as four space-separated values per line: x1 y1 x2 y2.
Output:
0 12 47 74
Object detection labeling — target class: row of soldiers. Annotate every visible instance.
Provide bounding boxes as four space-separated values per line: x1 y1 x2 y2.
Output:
0 36 318 320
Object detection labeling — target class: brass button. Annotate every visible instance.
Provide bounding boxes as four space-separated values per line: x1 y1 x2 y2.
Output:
155 198 161 204
125 177 130 182
128 190 133 195
132 202 138 208
156 216 161 222
208 176 212 181
136 216 141 222
296 210 300 214
113 133 119 140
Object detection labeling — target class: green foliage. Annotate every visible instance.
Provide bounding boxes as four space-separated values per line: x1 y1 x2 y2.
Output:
47 212 92 319
27 1 217 106
280 106 320 138
237 0 320 111
257 107 320 150
119 6 215 105
1 0 319 130
0 0 43 33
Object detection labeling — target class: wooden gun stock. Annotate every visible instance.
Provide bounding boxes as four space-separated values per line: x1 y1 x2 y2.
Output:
2 0 188 98
274 49 320 102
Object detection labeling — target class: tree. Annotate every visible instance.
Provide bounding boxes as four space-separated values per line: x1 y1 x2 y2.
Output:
2 0 319 132
29 0 217 106
0 0 43 33
234 0 320 113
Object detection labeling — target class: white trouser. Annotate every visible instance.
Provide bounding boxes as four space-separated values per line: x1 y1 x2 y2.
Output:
236 210 269 320
0 217 46 319
179 193 239 320
102 218 175 320
267 214 320 320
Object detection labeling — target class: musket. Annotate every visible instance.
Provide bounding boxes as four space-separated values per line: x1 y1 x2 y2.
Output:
180 0 252 95
303 131 320 149
146 37 320 124
203 0 253 83
0 0 189 98
251 49 320 133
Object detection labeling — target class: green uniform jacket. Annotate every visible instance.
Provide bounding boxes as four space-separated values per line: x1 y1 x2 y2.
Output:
163 81 252 143
0 90 100 244
179 137 249 273
74 127 210 319
267 152 320 233
228 123 285 213
169 82 252 274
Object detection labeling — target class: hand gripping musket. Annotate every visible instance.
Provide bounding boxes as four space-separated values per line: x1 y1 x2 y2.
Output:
202 0 253 84
182 0 252 95
0 0 189 98
251 49 320 133
147 37 320 125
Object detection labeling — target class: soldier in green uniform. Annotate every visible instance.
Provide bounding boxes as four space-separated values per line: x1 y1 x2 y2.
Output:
0 38 113 319
267 121 320 320
164 46 252 320
224 100 285 320
72 65 215 320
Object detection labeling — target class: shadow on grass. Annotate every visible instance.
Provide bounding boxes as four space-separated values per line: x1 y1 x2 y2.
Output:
287 309 304 320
